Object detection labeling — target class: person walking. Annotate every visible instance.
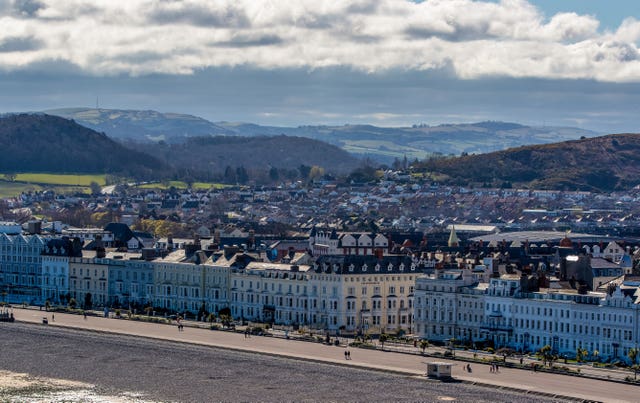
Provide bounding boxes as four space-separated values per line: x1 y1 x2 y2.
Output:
51 314 54 322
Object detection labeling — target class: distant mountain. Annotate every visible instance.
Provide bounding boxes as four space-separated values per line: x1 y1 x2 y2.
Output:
414 133 640 192
46 108 598 164
46 108 234 142
140 135 361 178
216 121 599 163
0 114 167 179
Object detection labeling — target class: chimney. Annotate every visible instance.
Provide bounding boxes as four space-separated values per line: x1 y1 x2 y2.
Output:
95 234 106 259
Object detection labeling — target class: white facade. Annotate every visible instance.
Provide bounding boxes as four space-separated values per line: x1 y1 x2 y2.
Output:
41 255 69 304
0 233 47 303
153 250 204 313
415 272 640 361
414 269 486 343
309 229 389 257
231 262 311 325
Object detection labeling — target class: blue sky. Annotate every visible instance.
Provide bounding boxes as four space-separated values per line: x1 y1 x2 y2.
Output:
0 0 638 133
528 0 639 31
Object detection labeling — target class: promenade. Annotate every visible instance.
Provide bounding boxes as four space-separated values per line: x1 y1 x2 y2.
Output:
12 308 640 403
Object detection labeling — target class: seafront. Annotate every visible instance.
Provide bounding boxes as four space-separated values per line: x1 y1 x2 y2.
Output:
8 307 640 403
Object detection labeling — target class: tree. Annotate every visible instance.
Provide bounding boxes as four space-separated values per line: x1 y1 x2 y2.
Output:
69 298 77 309
89 181 102 195
269 166 279 182
298 164 311 181
419 340 429 355
236 166 249 184
308 166 325 182
539 344 557 367
576 347 588 363
629 348 639 380
379 333 389 350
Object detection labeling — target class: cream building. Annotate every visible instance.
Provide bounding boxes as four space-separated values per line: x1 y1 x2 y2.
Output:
230 261 311 325
152 249 207 314
309 255 432 334
69 254 110 308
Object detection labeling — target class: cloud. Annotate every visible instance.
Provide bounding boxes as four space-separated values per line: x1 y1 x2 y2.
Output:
0 0 638 82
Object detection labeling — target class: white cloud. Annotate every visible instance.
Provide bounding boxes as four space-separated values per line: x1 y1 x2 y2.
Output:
0 0 638 81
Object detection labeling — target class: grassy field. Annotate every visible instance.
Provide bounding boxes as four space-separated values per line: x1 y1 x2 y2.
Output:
0 181 42 198
14 173 107 186
136 181 229 190
0 180 91 198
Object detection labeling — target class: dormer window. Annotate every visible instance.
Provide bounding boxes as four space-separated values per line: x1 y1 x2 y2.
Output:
349 264 355 272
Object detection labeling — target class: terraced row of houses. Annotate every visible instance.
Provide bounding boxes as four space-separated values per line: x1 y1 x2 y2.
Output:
1 230 436 335
4 226 640 362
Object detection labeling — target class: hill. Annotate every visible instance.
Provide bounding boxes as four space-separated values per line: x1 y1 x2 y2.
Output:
45 108 597 163
46 108 234 142
414 133 640 192
140 135 361 179
216 121 598 163
0 114 167 179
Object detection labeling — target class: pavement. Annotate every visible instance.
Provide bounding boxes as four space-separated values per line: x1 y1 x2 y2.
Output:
12 308 640 403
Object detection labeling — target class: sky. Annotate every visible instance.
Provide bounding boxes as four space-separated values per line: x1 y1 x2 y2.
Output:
0 0 639 133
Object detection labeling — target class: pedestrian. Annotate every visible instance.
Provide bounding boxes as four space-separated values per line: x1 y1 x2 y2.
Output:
495 364 499 373
347 350 351 360
490 364 494 373
467 364 471 373
83 311 87 320
344 351 348 360
52 314 54 322
520 357 523 365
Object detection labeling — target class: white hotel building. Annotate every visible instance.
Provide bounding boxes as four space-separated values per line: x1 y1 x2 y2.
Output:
415 269 640 361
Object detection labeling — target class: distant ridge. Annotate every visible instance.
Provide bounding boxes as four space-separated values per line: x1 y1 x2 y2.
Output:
0 114 167 179
46 107 234 142
45 108 598 163
415 133 640 192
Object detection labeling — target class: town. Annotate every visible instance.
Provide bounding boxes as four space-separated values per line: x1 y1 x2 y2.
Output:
2 176 640 366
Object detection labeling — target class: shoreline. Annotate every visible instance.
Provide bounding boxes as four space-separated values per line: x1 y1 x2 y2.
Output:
7 307 634 402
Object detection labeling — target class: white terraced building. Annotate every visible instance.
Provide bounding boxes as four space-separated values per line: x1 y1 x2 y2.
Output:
415 269 640 361
0 233 48 304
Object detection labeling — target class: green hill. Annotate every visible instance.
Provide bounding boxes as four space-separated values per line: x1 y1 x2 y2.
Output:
141 135 361 178
415 133 640 192
0 114 167 179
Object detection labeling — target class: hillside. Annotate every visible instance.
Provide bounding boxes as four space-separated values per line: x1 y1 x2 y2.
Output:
212 121 598 162
45 108 597 163
141 135 361 178
0 114 167 179
415 133 640 192
46 108 233 142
